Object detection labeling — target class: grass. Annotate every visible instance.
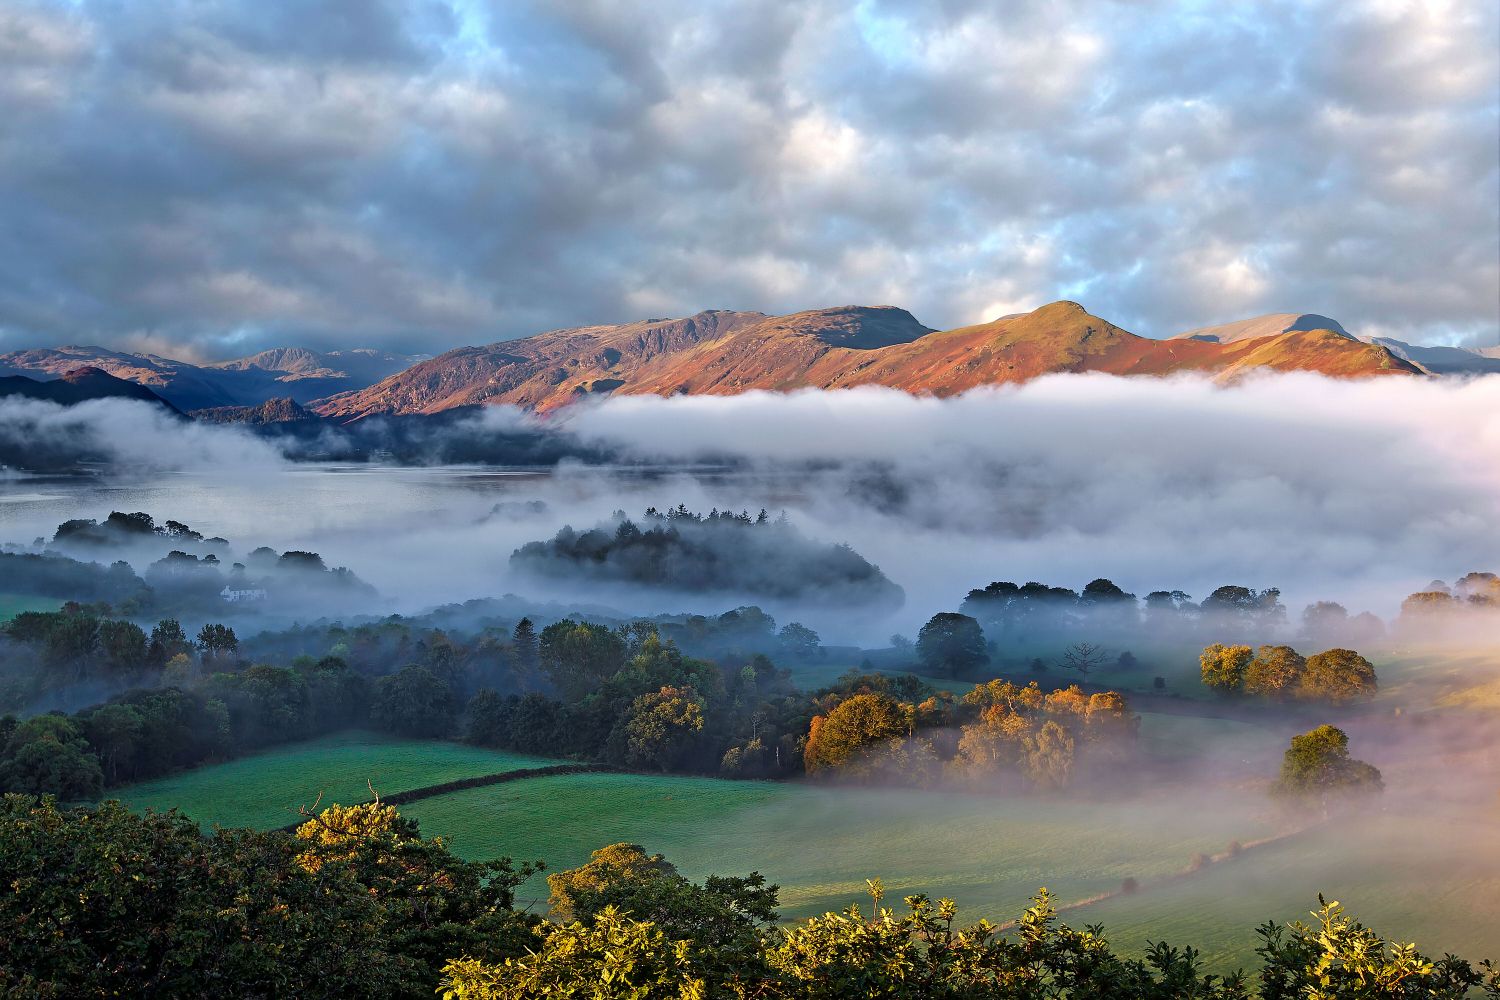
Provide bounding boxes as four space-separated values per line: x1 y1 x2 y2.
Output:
1082 808 1500 973
399 772 1274 922
0 593 59 622
115 731 560 831
399 772 1497 972
113 726 1495 974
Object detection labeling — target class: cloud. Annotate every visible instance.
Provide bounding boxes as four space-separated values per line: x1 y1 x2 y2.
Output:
0 396 286 474
554 374 1500 628
1 374 1496 643
0 1 1494 356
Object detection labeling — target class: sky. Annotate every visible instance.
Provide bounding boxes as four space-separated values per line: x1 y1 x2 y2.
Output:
0 0 1496 360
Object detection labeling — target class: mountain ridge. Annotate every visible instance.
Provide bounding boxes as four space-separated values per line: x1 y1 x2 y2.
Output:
0 345 422 410
310 300 1425 420
0 366 182 412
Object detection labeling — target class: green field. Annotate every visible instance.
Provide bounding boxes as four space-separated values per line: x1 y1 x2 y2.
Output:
398 772 1495 972
117 732 559 830
0 593 59 622
399 771 1274 917
113 728 1496 973
1083 808 1500 972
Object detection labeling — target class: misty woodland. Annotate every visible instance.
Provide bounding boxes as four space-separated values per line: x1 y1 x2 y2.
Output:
1 0 1498 997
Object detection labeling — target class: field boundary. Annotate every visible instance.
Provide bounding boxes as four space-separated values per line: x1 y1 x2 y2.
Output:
276 762 612 832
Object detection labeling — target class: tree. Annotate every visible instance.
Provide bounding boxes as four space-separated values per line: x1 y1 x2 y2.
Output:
441 907 704 999
1244 645 1306 700
79 703 145 784
465 690 513 746
1298 648 1377 704
543 842 778 986
511 618 539 674
147 619 192 667
1199 643 1253 694
620 686 706 772
803 693 913 776
371 665 458 738
915 613 988 677
1300 601 1349 643
1201 585 1285 629
1059 641 1108 679
0 716 104 799
0 796 535 998
547 843 681 920
1275 725 1382 806
1256 896 1493 999
777 622 821 661
1024 720 1076 789
195 622 238 661
538 620 626 699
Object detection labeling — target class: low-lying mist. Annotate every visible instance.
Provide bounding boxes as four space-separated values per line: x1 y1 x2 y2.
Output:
2 373 1496 644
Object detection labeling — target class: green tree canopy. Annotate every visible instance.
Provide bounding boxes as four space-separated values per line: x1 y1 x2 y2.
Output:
1275 725 1383 806
915 613 988 678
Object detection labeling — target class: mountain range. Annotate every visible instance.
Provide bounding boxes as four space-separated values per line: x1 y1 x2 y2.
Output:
0 367 181 412
0 345 423 411
311 301 1453 421
2 303 1494 423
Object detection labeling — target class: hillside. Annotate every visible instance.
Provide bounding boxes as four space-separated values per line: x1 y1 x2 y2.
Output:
1171 313 1499 375
0 345 419 409
0 367 181 412
312 301 1423 420
188 397 319 425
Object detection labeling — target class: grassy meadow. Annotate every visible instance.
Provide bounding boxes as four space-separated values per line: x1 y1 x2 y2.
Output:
0 593 59 622
117 731 559 830
398 770 1276 919
109 645 1499 973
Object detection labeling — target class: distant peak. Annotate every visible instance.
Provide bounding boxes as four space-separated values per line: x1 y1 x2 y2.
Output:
1034 300 1090 316
1173 312 1352 344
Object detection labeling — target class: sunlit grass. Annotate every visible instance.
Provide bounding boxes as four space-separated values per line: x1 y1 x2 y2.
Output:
115 731 559 830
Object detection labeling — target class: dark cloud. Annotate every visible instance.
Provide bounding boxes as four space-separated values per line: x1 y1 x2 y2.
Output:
0 0 1494 358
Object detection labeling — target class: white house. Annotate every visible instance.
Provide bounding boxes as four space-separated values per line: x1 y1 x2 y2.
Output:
220 585 268 603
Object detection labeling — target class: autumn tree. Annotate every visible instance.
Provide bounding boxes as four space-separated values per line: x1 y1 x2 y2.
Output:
620 686 705 772
1244 645 1306 700
1199 643 1253 694
1298 648 1377 703
803 693 913 776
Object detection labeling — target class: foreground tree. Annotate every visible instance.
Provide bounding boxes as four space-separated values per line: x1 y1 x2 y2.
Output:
0 796 535 998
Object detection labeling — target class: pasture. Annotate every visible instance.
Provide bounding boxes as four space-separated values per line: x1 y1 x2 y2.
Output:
399 771 1276 918
0 593 59 622
116 731 558 830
